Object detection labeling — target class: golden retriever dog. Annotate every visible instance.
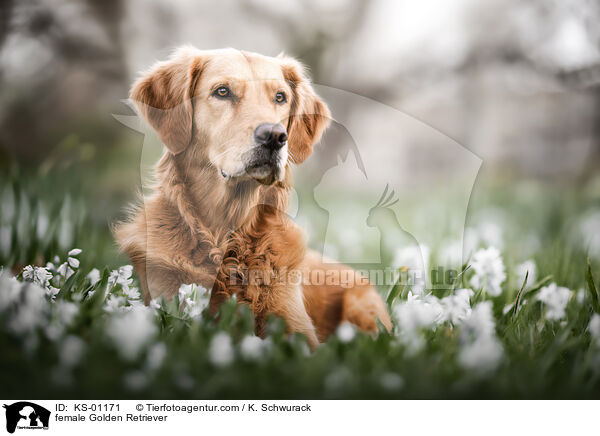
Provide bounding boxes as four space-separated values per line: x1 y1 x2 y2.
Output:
115 46 391 348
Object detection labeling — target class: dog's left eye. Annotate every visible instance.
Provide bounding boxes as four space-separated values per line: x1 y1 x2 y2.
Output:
274 91 287 104
213 86 232 98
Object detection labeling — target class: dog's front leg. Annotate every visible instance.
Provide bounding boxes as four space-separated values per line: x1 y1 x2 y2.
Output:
270 283 319 350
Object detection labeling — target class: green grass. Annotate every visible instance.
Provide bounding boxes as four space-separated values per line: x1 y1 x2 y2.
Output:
1 161 600 399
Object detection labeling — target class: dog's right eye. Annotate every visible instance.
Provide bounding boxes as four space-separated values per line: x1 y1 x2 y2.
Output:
213 86 231 98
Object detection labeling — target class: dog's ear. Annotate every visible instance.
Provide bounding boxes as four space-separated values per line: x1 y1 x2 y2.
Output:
130 47 205 154
280 57 331 164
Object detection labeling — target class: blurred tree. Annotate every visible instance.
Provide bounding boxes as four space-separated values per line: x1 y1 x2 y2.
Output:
0 0 128 163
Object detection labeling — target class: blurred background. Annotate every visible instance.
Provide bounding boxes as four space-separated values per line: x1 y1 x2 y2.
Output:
0 0 599 272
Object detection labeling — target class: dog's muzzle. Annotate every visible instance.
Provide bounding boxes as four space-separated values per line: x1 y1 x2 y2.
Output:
244 123 288 184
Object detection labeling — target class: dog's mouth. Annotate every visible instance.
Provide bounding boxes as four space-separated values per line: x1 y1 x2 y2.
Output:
246 161 281 184
220 147 286 185
220 161 281 185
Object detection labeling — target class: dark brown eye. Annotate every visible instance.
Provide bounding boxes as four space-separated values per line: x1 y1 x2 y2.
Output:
275 91 287 104
213 86 231 98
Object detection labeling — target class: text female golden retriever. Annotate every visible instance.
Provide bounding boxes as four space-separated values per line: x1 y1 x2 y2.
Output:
115 46 391 348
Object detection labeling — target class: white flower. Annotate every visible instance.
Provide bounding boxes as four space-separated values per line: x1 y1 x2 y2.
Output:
393 288 474 354
68 248 82 256
86 268 100 286
458 334 504 374
379 372 404 391
515 260 537 288
46 286 60 301
104 294 126 313
59 335 85 368
458 301 504 374
55 301 78 325
106 306 157 361
21 266 34 281
590 314 600 347
336 322 356 343
56 262 74 280
239 335 268 361
393 292 444 332
22 265 52 288
46 286 60 300
119 265 133 278
469 247 506 296
537 283 571 321
440 289 473 324
460 301 497 340
187 306 204 319
455 288 475 299
178 283 194 300
108 266 134 292
182 297 202 319
0 271 22 311
149 299 161 310
46 324 63 341
146 342 167 370
67 256 80 269
8 282 48 335
128 299 145 309
209 332 234 367
393 292 444 354
123 286 141 300
180 285 210 319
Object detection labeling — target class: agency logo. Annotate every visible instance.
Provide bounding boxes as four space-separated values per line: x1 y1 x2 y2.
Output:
3 402 50 434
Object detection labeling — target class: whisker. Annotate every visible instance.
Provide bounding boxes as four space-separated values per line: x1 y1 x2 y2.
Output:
287 149 298 163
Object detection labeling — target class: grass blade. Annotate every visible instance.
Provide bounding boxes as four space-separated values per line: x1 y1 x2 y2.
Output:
586 258 600 313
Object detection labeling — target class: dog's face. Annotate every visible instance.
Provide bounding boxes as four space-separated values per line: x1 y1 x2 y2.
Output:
131 47 330 185
196 51 293 183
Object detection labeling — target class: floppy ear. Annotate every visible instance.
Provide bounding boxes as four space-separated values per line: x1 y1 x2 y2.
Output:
130 47 205 154
280 57 331 164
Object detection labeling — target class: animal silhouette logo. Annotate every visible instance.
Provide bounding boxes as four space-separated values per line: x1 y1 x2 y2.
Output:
3 402 50 434
367 184 426 292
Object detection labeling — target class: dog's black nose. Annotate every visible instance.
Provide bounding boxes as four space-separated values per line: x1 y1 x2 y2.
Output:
254 123 288 150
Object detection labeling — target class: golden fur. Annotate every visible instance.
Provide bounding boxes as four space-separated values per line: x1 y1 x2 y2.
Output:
115 47 391 348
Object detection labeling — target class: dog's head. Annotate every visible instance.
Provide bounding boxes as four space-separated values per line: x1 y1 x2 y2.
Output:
130 47 330 185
